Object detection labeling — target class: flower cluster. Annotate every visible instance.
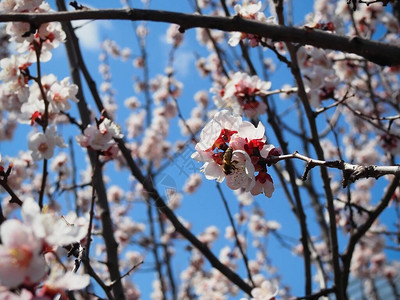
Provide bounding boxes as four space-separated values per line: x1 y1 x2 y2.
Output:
191 110 281 197
297 46 339 108
241 280 278 300
166 24 184 47
126 68 180 168
28 126 66 161
228 1 276 47
211 71 271 118
0 0 79 162
76 117 123 158
1 0 65 62
0 198 89 298
18 74 79 126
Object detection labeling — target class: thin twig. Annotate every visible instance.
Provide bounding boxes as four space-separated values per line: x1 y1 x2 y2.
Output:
216 184 255 287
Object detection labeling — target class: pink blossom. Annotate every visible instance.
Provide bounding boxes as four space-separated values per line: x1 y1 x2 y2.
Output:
125 251 143 266
211 72 270 118
166 189 182 210
183 173 202 194
0 0 18 12
192 110 242 153
136 24 149 38
0 219 47 288
107 185 125 203
38 269 90 299
124 96 141 109
126 110 146 139
28 126 66 161
250 171 274 197
102 39 121 58
379 132 400 155
0 288 35 300
228 2 275 47
150 74 182 104
47 76 79 112
132 57 145 68
198 225 220 245
138 127 171 168
19 74 78 124
8 20 65 62
0 54 30 84
114 217 145 248
192 110 279 196
166 24 184 47
0 54 30 108
194 90 209 108
250 280 278 300
225 149 255 191
21 198 88 249
34 22 66 62
0 0 64 64
76 117 123 155
50 152 70 179
0 0 44 13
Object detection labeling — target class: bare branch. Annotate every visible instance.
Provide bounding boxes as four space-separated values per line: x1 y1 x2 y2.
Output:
0 9 399 65
267 152 400 187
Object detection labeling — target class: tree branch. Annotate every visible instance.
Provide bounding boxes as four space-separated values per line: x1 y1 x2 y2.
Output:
56 1 125 298
116 139 253 296
341 174 400 292
0 8 399 66
267 151 400 187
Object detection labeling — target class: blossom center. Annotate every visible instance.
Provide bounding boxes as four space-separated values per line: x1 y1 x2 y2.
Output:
9 246 33 268
38 142 49 153
53 92 62 103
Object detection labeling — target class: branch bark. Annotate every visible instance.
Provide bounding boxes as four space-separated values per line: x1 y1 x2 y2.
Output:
56 1 125 299
116 139 253 296
0 8 399 66
268 152 400 186
341 174 400 292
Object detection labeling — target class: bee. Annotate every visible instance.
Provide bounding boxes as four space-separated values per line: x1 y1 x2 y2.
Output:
222 147 237 175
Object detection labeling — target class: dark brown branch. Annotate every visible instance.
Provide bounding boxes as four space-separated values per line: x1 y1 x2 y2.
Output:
275 1 342 294
81 256 114 300
264 96 314 296
0 8 399 66
275 2 315 294
52 2 252 294
0 179 23 206
147 199 167 300
216 184 255 287
56 1 125 298
295 287 336 300
109 261 144 288
116 139 253 296
341 174 400 292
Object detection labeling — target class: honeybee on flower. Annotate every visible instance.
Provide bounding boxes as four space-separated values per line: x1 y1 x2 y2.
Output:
191 110 281 197
222 146 236 175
